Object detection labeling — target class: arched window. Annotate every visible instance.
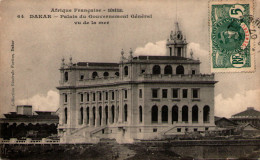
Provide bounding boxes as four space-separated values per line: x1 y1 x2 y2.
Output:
115 72 119 77
117 106 119 122
151 105 158 123
86 107 89 124
192 105 198 123
64 108 68 124
182 106 188 122
105 106 108 125
124 104 128 122
64 72 68 82
172 105 178 123
176 65 184 75
162 105 168 123
103 72 109 77
152 65 161 75
203 105 210 123
139 106 143 123
164 65 172 75
80 107 83 125
99 106 102 126
92 72 98 79
124 66 128 76
93 107 96 126
111 105 115 123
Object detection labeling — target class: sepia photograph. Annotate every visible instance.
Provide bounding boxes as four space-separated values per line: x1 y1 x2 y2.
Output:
0 0 260 159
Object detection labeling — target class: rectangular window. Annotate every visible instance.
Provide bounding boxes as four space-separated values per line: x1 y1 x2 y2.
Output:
192 70 196 75
93 93 96 101
172 89 179 98
153 128 157 132
177 128 181 132
139 89 142 98
192 89 199 98
80 74 84 80
162 89 167 98
105 92 108 100
194 128 198 132
87 93 89 101
64 94 67 103
152 89 158 98
80 94 83 102
182 89 188 98
124 90 127 99
205 127 209 131
112 91 115 100
99 92 102 101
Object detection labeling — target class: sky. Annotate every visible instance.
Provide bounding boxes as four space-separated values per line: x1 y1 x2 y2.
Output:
0 0 259 118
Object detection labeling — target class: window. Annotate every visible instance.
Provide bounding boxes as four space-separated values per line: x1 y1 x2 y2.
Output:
92 72 98 79
103 72 109 77
177 47 181 57
192 70 196 75
194 128 198 132
112 91 114 100
124 104 128 122
172 89 179 98
111 105 115 123
164 65 172 74
124 90 127 99
99 106 102 126
153 128 157 132
124 66 128 76
182 89 188 98
141 69 145 73
80 107 83 125
93 93 96 101
205 127 209 131
93 107 96 126
64 94 68 103
152 65 161 75
192 89 199 98
176 65 184 75
139 106 142 123
139 129 142 132
105 92 108 100
203 105 210 123
64 72 68 82
115 72 119 76
64 108 68 124
87 93 89 101
172 105 178 122
177 128 181 132
192 105 198 123
151 105 158 123
99 92 102 101
185 128 188 132
80 74 84 80
80 94 83 102
162 89 168 98
152 89 158 98
139 89 142 98
86 107 89 124
182 106 188 122
162 105 168 123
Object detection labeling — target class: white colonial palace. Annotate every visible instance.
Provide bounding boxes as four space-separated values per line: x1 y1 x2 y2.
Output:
57 23 217 143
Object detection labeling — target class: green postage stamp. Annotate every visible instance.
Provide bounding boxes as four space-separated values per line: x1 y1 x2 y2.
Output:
209 0 255 72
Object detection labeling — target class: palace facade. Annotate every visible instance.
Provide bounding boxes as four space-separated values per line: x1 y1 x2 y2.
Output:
57 23 217 143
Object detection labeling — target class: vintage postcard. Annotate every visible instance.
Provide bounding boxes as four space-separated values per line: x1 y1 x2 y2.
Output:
0 0 260 159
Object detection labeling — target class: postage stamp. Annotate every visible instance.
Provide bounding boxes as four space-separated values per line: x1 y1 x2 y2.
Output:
209 0 255 72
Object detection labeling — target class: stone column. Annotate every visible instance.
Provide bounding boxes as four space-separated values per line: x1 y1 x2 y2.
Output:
118 89 123 123
158 106 162 124
198 106 203 124
168 109 172 125
188 106 192 124
178 107 182 123
59 93 64 125
89 106 93 127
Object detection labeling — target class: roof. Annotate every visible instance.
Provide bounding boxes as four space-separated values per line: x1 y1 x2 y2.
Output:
75 62 119 67
133 56 194 61
232 108 260 117
215 117 238 125
2 113 58 119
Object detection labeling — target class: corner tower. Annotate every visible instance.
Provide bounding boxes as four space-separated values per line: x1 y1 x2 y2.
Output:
166 22 188 57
